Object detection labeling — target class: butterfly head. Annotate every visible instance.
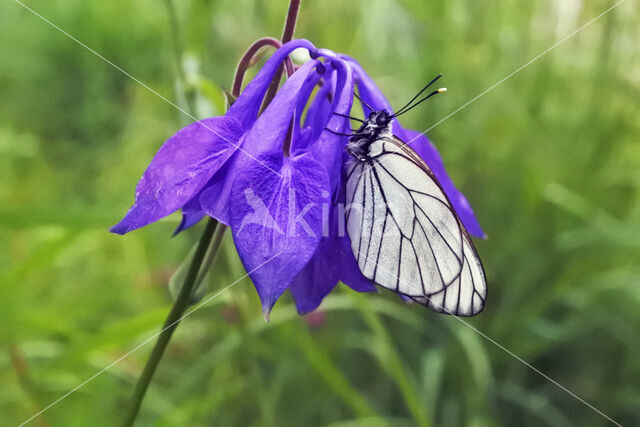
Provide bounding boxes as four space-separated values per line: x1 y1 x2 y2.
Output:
367 110 392 129
356 109 393 138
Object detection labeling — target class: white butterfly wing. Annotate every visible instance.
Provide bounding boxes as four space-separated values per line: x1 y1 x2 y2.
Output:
346 136 486 316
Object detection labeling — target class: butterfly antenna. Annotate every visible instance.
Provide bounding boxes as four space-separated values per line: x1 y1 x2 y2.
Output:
332 112 365 123
353 91 375 112
392 88 447 118
393 73 443 116
324 127 359 137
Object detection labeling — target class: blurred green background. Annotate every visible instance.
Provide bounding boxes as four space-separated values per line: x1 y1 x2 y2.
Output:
1 0 639 426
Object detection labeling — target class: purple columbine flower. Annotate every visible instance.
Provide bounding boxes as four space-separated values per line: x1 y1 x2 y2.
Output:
228 58 333 317
111 39 484 317
110 40 316 235
231 52 379 316
286 51 486 315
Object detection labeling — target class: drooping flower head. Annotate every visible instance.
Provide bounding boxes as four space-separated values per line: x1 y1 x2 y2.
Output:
111 40 484 317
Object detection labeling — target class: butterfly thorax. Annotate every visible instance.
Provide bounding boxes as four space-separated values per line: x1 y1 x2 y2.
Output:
347 110 393 161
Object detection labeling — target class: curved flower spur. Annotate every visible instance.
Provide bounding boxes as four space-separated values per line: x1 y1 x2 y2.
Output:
111 40 311 234
111 40 485 317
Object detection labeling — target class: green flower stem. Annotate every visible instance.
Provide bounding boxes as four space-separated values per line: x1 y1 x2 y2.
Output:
164 0 198 119
260 0 300 113
122 218 219 426
123 1 301 423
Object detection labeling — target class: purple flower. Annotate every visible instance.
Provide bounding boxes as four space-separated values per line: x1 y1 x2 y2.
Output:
111 40 484 317
229 58 331 317
111 39 317 235
287 57 379 315
229 53 377 317
287 54 486 315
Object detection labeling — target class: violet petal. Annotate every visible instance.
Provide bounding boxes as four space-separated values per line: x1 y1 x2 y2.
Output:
230 152 329 317
111 115 243 234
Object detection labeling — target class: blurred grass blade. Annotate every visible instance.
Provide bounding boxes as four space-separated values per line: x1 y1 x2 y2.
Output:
448 323 493 392
349 292 432 427
197 77 228 114
420 350 445 422
294 324 379 419
497 382 572 427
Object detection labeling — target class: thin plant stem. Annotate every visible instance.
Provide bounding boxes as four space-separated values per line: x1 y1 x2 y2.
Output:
124 4 224 423
164 0 197 118
231 37 295 98
122 218 218 426
260 0 301 113
233 37 281 97
123 2 302 424
260 0 300 155
10 345 49 427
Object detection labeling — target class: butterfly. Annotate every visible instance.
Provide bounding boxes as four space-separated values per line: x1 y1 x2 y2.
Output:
331 74 487 316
